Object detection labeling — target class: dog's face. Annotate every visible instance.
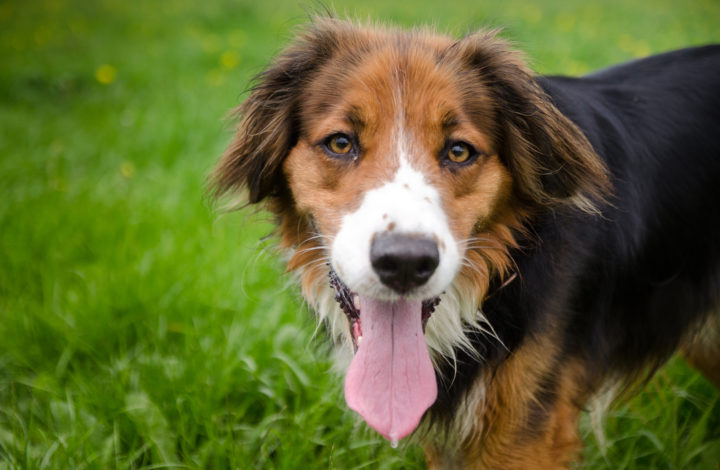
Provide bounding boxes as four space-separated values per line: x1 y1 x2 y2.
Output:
283 40 511 305
212 19 607 442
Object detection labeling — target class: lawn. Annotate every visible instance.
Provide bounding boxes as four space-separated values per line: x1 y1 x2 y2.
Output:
0 0 718 468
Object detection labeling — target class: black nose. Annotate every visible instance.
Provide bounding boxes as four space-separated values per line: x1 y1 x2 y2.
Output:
370 234 440 293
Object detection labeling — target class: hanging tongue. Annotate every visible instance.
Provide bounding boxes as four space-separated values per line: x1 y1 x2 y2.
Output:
344 297 437 442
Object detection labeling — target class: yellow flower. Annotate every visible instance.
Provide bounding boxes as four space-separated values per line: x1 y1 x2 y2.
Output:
220 50 240 70
120 161 136 179
95 64 116 85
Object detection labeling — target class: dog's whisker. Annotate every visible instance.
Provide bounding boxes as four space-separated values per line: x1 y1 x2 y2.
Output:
293 246 329 256
476 308 509 352
296 257 332 272
460 260 489 279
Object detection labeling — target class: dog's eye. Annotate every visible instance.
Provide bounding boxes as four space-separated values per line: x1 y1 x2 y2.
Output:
444 141 477 165
329 135 352 154
448 143 470 162
323 133 356 158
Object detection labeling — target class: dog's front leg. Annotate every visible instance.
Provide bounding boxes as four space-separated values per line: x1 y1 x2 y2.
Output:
425 340 591 469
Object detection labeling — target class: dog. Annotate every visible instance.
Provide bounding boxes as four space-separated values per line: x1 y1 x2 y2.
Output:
211 18 720 469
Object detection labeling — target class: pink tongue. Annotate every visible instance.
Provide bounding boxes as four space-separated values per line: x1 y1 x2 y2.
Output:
344 297 437 442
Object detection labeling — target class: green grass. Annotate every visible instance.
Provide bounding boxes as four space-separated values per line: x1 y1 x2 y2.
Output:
1 0 719 468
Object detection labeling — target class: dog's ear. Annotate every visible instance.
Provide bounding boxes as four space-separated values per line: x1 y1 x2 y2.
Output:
449 31 610 212
211 18 345 205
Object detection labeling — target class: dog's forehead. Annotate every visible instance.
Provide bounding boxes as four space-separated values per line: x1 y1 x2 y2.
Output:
301 39 494 143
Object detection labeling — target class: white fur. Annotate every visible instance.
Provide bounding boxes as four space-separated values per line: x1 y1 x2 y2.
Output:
330 125 460 303
330 162 459 301
586 382 619 456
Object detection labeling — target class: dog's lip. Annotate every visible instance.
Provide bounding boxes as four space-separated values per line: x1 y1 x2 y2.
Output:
328 268 440 351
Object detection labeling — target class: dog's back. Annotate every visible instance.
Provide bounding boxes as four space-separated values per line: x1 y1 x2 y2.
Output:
533 46 720 383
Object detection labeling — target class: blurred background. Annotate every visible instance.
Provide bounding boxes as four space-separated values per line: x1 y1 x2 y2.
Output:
1 0 719 468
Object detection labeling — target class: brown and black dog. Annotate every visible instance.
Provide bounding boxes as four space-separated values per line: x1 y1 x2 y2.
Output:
212 18 720 468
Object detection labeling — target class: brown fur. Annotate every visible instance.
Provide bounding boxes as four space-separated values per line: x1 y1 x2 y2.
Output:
424 333 595 469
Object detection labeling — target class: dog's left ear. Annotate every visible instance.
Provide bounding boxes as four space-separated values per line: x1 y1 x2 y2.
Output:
450 31 610 212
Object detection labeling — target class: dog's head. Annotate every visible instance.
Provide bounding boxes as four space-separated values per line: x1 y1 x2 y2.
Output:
212 18 608 442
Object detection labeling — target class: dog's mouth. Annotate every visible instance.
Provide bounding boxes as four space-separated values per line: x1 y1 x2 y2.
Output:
329 269 441 351
329 268 440 444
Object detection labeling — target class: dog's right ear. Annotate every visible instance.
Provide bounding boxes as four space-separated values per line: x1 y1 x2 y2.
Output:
211 18 345 205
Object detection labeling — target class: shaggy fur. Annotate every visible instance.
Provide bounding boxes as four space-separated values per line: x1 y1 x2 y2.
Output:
212 18 720 469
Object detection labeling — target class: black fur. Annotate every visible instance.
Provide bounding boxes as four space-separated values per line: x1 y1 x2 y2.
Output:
432 45 720 421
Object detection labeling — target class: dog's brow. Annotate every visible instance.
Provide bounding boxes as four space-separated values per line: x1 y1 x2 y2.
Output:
441 113 460 131
346 107 366 130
